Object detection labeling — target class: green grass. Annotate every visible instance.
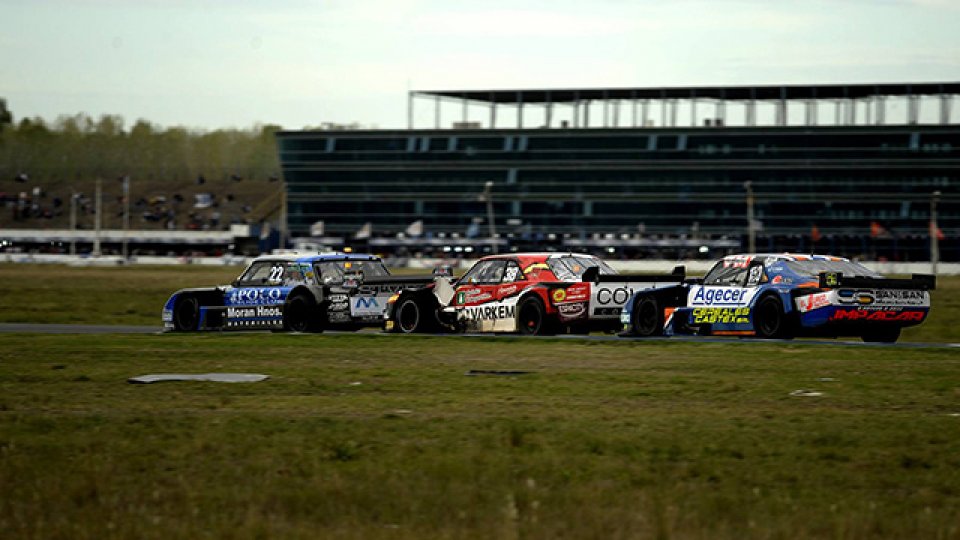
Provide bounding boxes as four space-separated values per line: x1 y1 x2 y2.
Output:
2 333 960 538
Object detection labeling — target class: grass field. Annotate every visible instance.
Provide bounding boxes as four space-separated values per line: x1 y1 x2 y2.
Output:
1 263 959 538
2 334 959 538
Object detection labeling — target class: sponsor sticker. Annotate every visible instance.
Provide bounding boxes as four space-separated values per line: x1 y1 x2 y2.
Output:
691 287 747 306
552 288 567 303
226 305 283 319
692 307 750 324
557 302 586 319
464 304 516 321
829 309 925 322
797 292 832 313
228 288 284 305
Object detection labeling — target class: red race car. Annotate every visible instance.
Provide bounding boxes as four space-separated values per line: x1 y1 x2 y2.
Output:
384 252 685 335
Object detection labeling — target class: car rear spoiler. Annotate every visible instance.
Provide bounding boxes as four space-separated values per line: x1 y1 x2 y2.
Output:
582 265 686 284
818 272 936 290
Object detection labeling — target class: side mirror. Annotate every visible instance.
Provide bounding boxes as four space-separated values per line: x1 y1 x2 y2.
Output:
581 266 600 283
433 265 454 277
231 280 240 288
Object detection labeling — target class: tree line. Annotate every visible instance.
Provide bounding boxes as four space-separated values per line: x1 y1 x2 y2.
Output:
0 107 281 185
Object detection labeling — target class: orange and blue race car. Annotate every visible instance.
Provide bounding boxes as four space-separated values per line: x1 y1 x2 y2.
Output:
619 253 935 343
384 252 685 335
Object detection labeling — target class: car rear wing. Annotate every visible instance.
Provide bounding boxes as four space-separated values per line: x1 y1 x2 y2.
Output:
582 265 686 284
818 272 936 291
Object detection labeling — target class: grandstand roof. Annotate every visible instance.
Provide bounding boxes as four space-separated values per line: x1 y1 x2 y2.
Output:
414 82 960 104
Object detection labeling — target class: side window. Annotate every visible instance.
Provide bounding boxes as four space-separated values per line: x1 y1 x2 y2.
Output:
317 262 345 285
745 264 765 287
239 261 283 284
502 261 523 283
462 260 508 284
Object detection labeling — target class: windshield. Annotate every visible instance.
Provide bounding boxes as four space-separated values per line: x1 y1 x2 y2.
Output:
315 259 389 285
784 260 880 278
460 259 508 284
238 261 316 286
547 255 616 281
703 262 750 286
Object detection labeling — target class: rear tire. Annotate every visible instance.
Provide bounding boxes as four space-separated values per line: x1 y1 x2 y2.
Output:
862 328 901 343
173 296 200 331
754 295 792 339
631 295 663 337
284 295 323 333
517 297 553 336
395 296 425 334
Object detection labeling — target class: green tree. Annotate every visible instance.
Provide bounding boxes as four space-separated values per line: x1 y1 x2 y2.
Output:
0 98 11 131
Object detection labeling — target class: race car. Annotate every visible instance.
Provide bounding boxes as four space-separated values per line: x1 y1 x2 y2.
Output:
162 252 431 332
619 253 935 343
383 252 686 335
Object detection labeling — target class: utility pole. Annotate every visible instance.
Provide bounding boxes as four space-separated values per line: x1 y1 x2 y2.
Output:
744 181 756 253
69 190 77 255
481 181 498 254
122 175 130 259
931 190 941 275
93 178 102 257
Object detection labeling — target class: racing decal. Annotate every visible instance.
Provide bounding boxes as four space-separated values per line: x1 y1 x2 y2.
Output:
456 288 494 305
723 256 753 269
350 294 390 317
688 286 757 307
523 262 551 274
552 288 567 303
227 287 286 305
226 306 283 319
499 285 519 297
837 289 928 307
829 309 926 322
464 304 516 321
556 302 587 320
796 292 832 313
692 307 750 324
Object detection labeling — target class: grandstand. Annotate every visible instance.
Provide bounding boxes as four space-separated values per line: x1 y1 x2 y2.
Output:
276 82 959 261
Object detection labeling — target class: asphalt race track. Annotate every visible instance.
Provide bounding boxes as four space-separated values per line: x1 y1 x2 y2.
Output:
1 323 957 349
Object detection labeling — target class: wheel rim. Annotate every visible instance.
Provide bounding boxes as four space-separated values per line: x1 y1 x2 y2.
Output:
175 298 198 330
634 297 659 336
398 300 419 333
519 302 542 335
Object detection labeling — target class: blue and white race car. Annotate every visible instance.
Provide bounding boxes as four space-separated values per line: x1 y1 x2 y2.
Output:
619 253 935 343
162 252 430 332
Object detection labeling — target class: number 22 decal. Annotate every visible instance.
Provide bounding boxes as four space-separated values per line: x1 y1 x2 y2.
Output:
268 265 284 282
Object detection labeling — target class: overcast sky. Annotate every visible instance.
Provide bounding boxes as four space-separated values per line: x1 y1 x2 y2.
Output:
3 0 959 131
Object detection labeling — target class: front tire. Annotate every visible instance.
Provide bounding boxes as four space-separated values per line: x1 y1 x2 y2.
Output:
631 295 663 337
753 295 792 339
173 296 200 331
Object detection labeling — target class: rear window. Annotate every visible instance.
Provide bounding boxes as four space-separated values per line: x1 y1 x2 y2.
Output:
547 256 615 281
784 260 880 278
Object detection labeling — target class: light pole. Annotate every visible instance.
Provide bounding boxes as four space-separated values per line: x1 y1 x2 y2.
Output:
480 181 498 254
121 175 130 259
931 190 941 274
744 180 756 253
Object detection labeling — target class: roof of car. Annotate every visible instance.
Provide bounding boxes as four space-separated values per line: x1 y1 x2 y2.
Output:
250 252 380 264
722 253 850 263
478 252 600 261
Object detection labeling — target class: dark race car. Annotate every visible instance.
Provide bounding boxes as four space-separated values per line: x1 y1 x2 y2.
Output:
619 253 935 343
384 252 685 335
162 252 431 332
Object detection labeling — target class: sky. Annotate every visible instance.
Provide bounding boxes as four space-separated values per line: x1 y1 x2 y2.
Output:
2 0 959 131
